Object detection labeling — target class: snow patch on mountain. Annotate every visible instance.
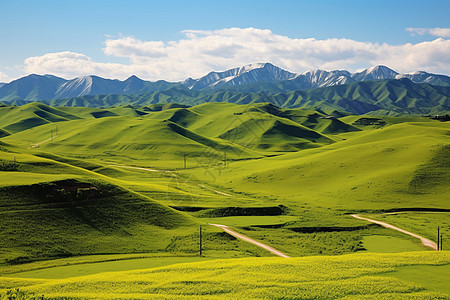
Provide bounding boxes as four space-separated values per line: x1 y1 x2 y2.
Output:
185 63 297 90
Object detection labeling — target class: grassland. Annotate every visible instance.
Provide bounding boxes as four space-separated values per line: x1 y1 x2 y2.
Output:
1 252 449 299
0 102 449 298
183 121 449 211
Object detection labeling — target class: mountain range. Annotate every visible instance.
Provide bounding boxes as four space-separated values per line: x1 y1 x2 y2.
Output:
0 63 449 115
0 74 178 103
188 63 450 93
2 78 447 115
1 63 450 103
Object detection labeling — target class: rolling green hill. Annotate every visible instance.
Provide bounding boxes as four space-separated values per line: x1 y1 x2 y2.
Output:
184 120 450 212
0 146 200 264
0 102 81 134
2 103 347 169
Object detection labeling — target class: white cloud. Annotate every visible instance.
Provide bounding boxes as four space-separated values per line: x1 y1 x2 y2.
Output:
0 71 11 82
406 27 450 38
22 28 450 81
24 52 135 80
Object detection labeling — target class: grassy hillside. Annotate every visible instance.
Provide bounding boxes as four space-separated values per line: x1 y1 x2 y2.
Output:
0 139 276 265
182 120 450 212
2 103 345 169
0 102 81 134
0 146 204 264
0 102 449 298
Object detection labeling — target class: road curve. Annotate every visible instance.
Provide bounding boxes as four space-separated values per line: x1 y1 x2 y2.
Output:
209 223 291 258
351 214 437 250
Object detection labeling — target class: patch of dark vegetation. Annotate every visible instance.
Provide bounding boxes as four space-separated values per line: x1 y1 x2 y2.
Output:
135 109 148 116
1 288 45 300
408 144 450 193
198 205 288 217
353 117 386 126
0 179 109 209
0 127 11 138
91 110 118 118
430 114 450 121
4 256 31 265
0 159 21 171
170 206 207 212
143 103 190 111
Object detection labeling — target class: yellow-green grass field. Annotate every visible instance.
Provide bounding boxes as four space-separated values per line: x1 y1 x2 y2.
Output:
0 252 449 299
0 102 449 298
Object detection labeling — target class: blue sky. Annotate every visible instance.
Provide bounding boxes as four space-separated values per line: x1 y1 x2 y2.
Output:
1 0 449 82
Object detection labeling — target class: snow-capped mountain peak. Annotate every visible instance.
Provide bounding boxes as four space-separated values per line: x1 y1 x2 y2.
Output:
185 62 296 90
237 62 268 74
352 65 399 81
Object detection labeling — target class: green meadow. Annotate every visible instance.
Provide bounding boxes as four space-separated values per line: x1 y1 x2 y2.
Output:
0 102 449 298
1 252 450 299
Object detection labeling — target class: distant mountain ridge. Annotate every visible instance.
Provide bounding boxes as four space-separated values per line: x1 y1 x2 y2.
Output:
1 63 450 103
4 78 448 116
187 64 450 91
0 74 178 102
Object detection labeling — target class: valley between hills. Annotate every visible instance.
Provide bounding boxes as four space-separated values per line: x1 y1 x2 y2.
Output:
0 98 449 299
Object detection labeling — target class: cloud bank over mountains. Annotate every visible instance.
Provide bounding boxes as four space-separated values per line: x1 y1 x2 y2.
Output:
406 27 450 38
17 27 450 82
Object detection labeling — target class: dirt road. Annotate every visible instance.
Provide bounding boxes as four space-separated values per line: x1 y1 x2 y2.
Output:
351 214 437 250
198 184 232 196
209 223 291 258
31 137 54 148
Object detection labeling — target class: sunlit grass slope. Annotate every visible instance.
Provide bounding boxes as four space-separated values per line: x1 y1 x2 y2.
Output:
0 144 273 265
0 102 81 133
1 252 449 299
185 120 450 211
0 146 200 264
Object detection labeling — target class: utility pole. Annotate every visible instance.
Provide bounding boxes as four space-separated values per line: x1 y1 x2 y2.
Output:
438 226 440 251
199 225 203 256
441 233 443 251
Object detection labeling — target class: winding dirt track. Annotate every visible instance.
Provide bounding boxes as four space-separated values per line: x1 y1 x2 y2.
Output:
351 214 437 250
209 223 291 258
31 137 54 148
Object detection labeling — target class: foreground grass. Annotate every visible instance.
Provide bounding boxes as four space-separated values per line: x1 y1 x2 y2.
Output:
0 252 449 299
